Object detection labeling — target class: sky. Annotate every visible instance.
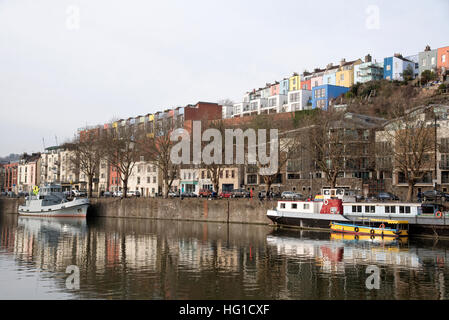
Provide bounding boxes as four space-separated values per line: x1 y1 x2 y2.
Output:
0 0 448 157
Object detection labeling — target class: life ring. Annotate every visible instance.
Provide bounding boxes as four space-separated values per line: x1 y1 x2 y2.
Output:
370 229 375 235
324 199 329 205
380 223 386 229
370 235 375 240
436 211 443 218
354 227 359 233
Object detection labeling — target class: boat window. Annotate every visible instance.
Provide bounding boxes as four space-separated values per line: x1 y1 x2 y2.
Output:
280 203 286 209
352 205 362 213
405 206 411 214
304 204 310 210
400 206 404 213
391 206 396 213
292 203 298 209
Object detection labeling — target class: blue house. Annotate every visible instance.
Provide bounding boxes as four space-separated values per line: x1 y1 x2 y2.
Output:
312 84 349 110
383 54 416 81
279 78 289 95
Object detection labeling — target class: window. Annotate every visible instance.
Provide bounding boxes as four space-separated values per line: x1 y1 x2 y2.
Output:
352 206 362 213
280 203 286 209
231 170 235 178
304 204 310 210
340 74 344 81
443 55 447 63
137 177 140 184
147 177 151 183
422 59 426 67
399 206 411 214
365 206 375 213
292 203 297 209
153 176 156 183
431 57 436 65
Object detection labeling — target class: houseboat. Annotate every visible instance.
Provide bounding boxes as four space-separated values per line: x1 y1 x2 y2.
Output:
18 184 89 217
267 188 449 237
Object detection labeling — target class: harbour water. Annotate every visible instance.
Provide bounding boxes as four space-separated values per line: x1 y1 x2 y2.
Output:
1 212 449 300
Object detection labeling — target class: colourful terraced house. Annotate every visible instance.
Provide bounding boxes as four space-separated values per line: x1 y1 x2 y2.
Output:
289 73 301 91
336 58 363 87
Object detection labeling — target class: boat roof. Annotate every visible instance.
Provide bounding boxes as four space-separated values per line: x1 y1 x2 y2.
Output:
368 218 409 224
343 202 421 206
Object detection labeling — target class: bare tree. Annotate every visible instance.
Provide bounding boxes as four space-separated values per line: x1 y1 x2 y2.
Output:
64 128 104 198
140 120 179 198
101 124 140 198
377 102 436 201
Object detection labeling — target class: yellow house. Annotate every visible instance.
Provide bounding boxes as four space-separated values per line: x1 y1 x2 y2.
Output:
289 73 301 91
336 59 362 87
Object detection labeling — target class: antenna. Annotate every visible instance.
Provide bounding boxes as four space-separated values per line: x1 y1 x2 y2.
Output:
42 138 46 150
55 135 58 146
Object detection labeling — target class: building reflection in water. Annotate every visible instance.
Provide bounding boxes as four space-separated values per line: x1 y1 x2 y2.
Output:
1 213 449 300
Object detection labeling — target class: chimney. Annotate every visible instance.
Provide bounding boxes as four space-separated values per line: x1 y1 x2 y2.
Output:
314 68 320 73
340 58 346 66
394 53 403 58
365 54 372 63
425 45 431 52
326 63 333 69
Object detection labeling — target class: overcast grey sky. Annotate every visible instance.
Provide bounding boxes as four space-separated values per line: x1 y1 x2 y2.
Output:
0 0 448 157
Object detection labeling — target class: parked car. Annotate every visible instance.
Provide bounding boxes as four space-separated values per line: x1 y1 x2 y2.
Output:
422 190 449 202
71 189 87 197
7 191 17 198
0 191 7 197
181 192 197 198
376 192 399 201
102 191 112 197
199 189 214 197
281 191 296 200
113 190 123 197
231 189 250 198
18 191 29 197
168 191 179 198
126 190 141 197
219 191 232 198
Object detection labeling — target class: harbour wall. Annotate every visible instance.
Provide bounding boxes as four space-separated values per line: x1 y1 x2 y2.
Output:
0 197 274 225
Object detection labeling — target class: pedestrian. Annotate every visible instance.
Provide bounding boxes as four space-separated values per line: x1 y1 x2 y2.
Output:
417 191 422 203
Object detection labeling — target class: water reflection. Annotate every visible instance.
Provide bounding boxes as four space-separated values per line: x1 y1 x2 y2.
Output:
1 213 449 300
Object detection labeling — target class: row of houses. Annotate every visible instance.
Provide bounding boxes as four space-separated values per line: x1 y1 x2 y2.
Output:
3 103 449 200
225 45 449 118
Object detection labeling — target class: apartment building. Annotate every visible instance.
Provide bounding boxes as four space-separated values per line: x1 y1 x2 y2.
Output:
128 161 159 197
17 154 40 193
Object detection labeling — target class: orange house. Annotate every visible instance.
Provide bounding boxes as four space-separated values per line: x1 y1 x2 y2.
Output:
437 46 449 71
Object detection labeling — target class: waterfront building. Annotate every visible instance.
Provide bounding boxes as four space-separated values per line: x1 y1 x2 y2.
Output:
354 54 384 84
40 146 62 185
383 53 416 81
0 164 4 192
17 154 40 193
128 161 159 197
222 104 234 119
4 162 18 193
180 167 200 194
335 58 363 88
311 84 349 110
198 167 243 193
418 45 438 76
375 105 449 199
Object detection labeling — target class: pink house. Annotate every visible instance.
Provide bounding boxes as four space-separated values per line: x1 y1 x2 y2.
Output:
270 82 280 96
311 68 325 89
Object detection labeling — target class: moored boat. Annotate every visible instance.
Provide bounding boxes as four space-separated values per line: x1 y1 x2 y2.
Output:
330 219 409 238
18 184 89 217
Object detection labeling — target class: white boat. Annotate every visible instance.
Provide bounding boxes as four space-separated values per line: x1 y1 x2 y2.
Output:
18 184 89 217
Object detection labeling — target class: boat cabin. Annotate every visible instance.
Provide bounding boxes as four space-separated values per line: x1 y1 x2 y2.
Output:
343 203 421 217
